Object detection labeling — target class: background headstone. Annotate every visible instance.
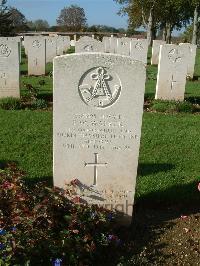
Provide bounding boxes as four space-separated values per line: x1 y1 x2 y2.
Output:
53 53 146 223
179 43 197 79
155 44 187 101
0 39 20 98
130 39 148 64
75 36 103 53
151 40 166 65
46 36 57 63
110 36 118 53
27 36 46 76
117 37 131 56
102 36 111 53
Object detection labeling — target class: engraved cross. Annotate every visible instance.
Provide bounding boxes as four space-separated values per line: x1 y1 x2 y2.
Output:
84 153 107 186
171 74 177 92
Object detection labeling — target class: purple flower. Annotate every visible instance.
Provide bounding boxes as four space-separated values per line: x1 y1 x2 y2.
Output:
53 258 62 266
0 243 5 250
0 229 6 235
11 227 17 232
108 234 114 241
107 213 113 221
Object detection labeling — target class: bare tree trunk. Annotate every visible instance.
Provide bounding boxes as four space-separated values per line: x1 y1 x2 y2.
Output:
162 24 167 41
192 5 199 45
166 23 172 43
147 9 154 46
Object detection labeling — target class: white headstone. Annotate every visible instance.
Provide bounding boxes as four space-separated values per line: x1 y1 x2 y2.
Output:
179 43 197 79
102 36 111 53
130 39 148 64
155 44 187 101
110 36 118 53
117 37 131 56
151 40 166 65
75 36 104 53
46 36 57 63
70 40 75 47
53 53 146 224
27 36 46 76
0 39 20 98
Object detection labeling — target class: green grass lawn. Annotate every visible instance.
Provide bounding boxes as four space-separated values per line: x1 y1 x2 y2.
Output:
0 47 199 206
0 110 199 205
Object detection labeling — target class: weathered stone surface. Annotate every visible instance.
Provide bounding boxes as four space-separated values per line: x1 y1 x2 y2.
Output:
27 36 46 76
56 36 70 55
102 36 111 53
155 44 187 101
110 37 118 53
130 39 148 64
151 40 166 65
116 37 131 56
0 39 20 98
53 53 146 223
46 36 57 63
75 36 103 53
179 43 197 79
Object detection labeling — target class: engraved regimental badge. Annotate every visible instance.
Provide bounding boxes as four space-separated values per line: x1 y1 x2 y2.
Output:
78 67 122 109
0 44 11 57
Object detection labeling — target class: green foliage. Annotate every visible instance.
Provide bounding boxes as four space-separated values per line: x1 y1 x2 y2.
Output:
0 97 22 110
0 163 126 265
57 4 87 31
31 99 48 110
150 100 195 113
67 46 75 54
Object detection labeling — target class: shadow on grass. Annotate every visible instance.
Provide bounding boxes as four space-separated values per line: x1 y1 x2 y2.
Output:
37 92 53 102
138 163 175 176
186 96 200 105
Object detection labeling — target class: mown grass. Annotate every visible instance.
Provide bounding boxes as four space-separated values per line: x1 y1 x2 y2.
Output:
0 110 199 204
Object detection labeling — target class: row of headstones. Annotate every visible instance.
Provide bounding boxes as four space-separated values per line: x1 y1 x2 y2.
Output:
23 35 71 75
75 36 149 64
0 36 197 102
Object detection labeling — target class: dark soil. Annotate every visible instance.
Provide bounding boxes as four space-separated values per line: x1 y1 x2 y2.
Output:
128 204 200 265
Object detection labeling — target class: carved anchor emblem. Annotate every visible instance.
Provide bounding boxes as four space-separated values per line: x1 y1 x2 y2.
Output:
0 44 11 57
79 67 121 109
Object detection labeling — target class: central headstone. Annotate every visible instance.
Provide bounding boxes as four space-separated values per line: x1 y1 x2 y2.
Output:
53 53 146 223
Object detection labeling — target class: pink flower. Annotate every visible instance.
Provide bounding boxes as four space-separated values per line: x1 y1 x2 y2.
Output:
181 215 188 219
197 183 200 192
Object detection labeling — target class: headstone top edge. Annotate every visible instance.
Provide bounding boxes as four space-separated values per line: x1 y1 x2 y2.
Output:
53 52 146 67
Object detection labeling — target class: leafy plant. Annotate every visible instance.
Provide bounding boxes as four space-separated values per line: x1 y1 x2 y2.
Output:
23 83 38 101
31 99 48 109
0 163 130 265
151 100 195 113
0 97 22 110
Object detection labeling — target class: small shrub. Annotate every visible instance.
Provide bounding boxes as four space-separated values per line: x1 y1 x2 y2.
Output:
0 97 22 110
176 101 194 113
67 46 75 54
151 100 195 113
38 79 46 86
0 163 131 265
23 83 38 101
31 99 48 109
151 100 177 113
